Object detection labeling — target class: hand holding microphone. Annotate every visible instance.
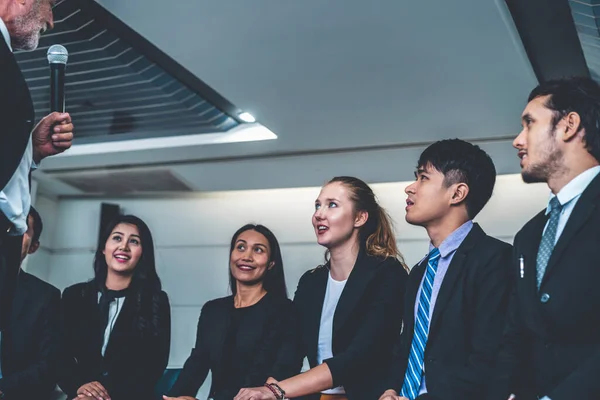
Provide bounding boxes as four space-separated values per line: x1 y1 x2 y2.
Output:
32 44 74 164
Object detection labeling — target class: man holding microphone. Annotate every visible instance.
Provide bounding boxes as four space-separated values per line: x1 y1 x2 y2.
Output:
0 0 73 331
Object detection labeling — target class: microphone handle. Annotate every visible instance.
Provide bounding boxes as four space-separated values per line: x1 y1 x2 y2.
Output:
50 63 65 113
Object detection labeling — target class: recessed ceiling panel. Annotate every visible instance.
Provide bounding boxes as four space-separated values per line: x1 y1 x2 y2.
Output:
15 0 241 144
569 0 600 81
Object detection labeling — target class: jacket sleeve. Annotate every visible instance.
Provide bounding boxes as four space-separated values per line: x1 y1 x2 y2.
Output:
57 286 100 398
324 262 407 387
0 286 61 397
167 302 211 397
547 351 600 398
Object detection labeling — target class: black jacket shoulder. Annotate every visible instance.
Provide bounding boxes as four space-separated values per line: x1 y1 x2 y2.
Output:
20 272 59 297
298 254 406 283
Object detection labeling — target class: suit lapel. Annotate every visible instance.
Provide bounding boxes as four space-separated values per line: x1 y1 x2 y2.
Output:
403 258 428 346
428 224 484 334
103 294 133 359
304 267 328 362
333 251 378 336
541 174 600 287
515 212 554 336
522 211 547 291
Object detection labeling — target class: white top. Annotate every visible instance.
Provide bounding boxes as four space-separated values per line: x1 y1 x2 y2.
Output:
544 165 600 243
317 272 347 395
98 293 126 357
0 17 34 236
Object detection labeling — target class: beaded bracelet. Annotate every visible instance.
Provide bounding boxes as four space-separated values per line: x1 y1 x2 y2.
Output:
271 383 286 398
264 383 282 399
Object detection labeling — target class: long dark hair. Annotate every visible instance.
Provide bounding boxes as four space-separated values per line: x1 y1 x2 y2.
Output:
93 214 162 334
94 214 161 291
228 224 288 299
326 176 407 270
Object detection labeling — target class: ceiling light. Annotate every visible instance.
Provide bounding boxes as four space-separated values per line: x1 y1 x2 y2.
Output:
238 112 256 123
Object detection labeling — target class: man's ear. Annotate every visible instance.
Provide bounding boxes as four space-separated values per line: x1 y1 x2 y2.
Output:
28 241 39 255
450 182 469 205
562 111 582 142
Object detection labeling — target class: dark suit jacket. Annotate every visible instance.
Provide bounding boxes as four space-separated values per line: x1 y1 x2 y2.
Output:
388 223 512 400
0 26 34 190
491 173 600 400
0 271 60 399
59 281 171 400
0 33 35 333
293 251 408 400
168 292 303 400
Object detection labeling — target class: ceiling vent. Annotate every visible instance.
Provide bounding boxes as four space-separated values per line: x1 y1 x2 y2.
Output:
54 169 193 194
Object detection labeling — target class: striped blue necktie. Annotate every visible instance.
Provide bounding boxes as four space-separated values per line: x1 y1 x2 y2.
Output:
536 196 562 290
400 247 441 400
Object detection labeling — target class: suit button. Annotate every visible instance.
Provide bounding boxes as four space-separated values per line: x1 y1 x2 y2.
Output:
545 342 552 349
540 293 550 303
427 358 436 363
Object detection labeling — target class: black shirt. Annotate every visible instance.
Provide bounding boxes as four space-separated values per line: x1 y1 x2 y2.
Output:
214 300 263 393
168 292 303 400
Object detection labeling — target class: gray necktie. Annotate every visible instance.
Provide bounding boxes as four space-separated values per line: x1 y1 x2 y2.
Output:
536 197 563 290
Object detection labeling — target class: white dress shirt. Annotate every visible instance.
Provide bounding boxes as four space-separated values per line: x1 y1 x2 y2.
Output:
0 17 35 236
543 165 600 242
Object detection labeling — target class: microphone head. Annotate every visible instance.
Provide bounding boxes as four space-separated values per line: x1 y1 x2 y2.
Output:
47 44 68 65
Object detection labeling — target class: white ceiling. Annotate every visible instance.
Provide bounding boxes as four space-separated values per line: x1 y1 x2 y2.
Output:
37 0 538 196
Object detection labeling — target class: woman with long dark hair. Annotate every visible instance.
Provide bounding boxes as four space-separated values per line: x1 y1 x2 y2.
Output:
164 224 302 400
59 215 171 400
236 177 409 400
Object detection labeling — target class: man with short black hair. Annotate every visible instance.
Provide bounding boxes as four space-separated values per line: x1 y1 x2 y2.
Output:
380 139 512 400
0 206 60 399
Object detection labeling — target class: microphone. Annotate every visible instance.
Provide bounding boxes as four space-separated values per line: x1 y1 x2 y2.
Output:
46 44 68 112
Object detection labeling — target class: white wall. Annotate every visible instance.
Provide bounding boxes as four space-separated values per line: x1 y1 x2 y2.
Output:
27 174 549 398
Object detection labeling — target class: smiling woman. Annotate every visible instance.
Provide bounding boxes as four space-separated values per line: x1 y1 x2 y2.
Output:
58 215 171 400
164 224 303 400
235 177 409 400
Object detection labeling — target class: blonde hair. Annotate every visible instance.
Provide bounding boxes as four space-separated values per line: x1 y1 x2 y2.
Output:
326 176 408 271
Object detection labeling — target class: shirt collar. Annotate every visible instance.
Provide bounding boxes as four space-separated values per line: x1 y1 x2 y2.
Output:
546 165 600 215
429 220 474 258
0 18 12 52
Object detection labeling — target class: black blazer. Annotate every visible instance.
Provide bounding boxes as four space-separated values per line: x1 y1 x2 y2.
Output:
0 29 34 190
59 281 171 400
293 251 408 400
168 292 302 400
387 223 512 400
0 272 60 399
0 35 35 333
491 173 600 400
